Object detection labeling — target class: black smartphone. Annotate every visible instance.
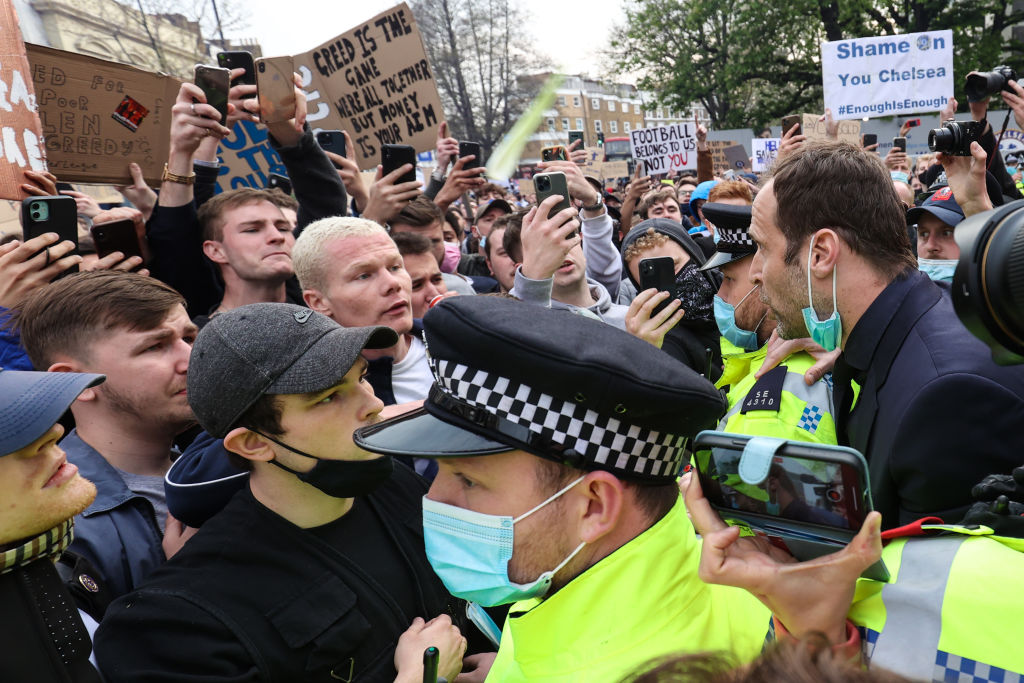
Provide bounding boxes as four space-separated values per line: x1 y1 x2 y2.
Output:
862 133 877 148
781 115 802 137
382 144 417 184
266 173 292 195
21 196 79 278
638 256 677 315
568 130 584 149
91 219 143 261
533 171 572 222
193 65 230 124
541 145 569 162
217 51 256 98
459 141 482 170
316 130 346 169
693 430 888 581
893 137 907 152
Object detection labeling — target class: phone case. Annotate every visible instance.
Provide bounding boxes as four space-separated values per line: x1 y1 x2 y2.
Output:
459 142 481 169
21 196 79 278
638 256 677 315
533 171 571 220
781 116 802 136
256 57 296 124
91 219 143 260
217 52 255 86
381 144 416 184
194 66 230 124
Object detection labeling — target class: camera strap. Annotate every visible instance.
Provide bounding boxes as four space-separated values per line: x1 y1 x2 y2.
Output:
990 109 1012 172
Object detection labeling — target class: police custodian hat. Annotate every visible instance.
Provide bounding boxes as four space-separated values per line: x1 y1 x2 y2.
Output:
699 202 756 271
354 296 726 484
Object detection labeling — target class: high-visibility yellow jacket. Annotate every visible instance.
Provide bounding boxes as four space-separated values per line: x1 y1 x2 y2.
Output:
485 497 770 682
715 342 838 445
850 524 1024 680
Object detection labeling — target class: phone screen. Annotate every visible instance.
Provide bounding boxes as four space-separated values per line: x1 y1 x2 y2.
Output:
696 447 865 530
459 141 482 170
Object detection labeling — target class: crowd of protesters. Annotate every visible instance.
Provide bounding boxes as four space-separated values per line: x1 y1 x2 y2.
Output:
4 55 1024 683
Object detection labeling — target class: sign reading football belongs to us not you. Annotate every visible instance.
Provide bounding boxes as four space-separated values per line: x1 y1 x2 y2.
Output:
822 30 953 121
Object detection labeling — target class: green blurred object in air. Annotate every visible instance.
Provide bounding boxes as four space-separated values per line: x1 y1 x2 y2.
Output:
485 74 564 180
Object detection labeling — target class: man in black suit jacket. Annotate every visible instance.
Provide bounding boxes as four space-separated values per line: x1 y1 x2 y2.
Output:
747 140 1024 528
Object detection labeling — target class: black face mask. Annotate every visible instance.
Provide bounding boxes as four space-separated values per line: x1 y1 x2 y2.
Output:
674 261 716 322
255 432 394 498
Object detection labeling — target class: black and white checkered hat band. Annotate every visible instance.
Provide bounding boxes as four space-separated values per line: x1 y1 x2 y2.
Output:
717 226 755 248
434 359 685 479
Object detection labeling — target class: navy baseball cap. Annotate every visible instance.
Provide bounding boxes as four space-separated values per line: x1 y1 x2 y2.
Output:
355 296 726 484
906 186 965 228
0 369 104 455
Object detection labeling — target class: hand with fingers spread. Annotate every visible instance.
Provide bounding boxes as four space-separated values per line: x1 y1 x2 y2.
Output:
519 195 581 281
434 155 486 212
777 123 806 161
0 234 82 308
60 190 102 219
21 169 59 198
361 164 423 225
327 131 369 211
682 471 883 645
754 327 839 386
626 288 683 349
434 121 459 171
938 141 993 218
116 163 158 223
393 615 467 683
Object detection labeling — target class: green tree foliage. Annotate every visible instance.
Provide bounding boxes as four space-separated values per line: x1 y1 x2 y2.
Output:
609 0 1024 129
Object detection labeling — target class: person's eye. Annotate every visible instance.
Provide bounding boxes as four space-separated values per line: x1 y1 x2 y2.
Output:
456 473 476 489
943 230 954 237
318 392 339 405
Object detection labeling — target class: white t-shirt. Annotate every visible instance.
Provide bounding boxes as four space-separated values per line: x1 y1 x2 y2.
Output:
390 335 434 404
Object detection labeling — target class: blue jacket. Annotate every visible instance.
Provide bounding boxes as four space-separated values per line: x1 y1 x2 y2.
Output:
61 430 165 598
0 306 32 370
834 270 1024 527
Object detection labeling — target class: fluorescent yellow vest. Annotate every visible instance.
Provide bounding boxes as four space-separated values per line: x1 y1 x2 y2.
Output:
485 497 770 683
716 343 838 445
848 526 1024 680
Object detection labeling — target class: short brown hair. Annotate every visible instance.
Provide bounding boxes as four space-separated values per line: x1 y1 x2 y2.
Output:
391 230 432 257
478 182 506 199
198 188 283 242
264 188 298 212
11 271 184 368
637 187 680 219
708 180 753 204
487 210 526 259
392 195 442 229
769 140 915 277
623 227 671 264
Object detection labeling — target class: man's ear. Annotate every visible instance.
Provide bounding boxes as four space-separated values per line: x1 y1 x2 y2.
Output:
575 471 625 544
303 289 332 317
203 240 229 265
223 427 276 464
810 228 841 277
47 360 98 402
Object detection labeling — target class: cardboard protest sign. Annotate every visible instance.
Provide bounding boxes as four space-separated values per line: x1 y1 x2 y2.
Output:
517 178 534 195
802 113 861 144
602 160 629 178
822 30 952 121
25 44 179 187
723 145 749 171
581 146 603 170
213 120 288 193
0 0 47 200
708 140 739 170
294 3 445 170
629 123 697 174
751 138 780 172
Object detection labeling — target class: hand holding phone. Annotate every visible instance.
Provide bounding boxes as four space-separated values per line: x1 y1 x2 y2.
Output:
781 115 802 137
193 65 230 125
381 144 417 185
217 51 255 97
316 130 346 169
458 141 483 170
519 185 580 281
893 137 907 152
255 57 297 125
862 133 878 149
21 195 79 280
638 256 677 316
541 145 569 162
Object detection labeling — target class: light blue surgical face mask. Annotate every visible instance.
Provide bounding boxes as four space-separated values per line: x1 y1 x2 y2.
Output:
714 284 767 352
918 258 957 283
801 234 842 352
422 476 586 607
712 229 722 244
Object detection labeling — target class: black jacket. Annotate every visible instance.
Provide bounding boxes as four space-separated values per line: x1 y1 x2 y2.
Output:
95 464 470 682
0 559 102 683
834 270 1024 527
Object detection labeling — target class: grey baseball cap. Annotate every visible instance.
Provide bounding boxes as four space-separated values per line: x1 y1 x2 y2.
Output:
187 303 398 437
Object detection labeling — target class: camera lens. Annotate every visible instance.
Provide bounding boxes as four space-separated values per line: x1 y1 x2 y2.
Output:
31 211 40 219
537 177 550 191
928 126 956 153
258 63 265 73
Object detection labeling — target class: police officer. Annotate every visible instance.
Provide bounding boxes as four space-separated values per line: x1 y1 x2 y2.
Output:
355 296 770 682
699 202 838 445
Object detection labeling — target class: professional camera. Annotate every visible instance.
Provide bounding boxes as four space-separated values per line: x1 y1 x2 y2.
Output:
928 119 986 156
953 200 1024 365
965 65 1018 102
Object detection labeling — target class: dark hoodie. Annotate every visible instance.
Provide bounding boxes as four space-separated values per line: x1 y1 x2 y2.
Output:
620 219 724 381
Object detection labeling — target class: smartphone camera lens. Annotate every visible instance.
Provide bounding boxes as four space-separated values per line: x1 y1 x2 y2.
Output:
536 177 550 191
258 62 265 73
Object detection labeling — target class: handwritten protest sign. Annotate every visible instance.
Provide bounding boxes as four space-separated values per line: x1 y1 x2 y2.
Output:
723 145 749 171
213 121 288 193
708 140 739 170
0 0 47 199
25 44 178 187
294 3 445 170
822 30 952 121
517 178 534 196
802 113 861 144
751 138 780 172
629 123 697 174
602 160 629 178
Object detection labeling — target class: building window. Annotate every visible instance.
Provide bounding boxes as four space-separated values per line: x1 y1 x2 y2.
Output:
546 118 555 131
561 118 569 131
576 117 584 129
594 119 602 132
608 100 614 111
573 96 581 107
634 104 641 114
609 120 618 133
592 98 600 110
557 96 566 106
624 121 631 132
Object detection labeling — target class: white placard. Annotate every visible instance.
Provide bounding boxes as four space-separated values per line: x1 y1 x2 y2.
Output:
751 138 780 172
629 123 697 174
822 30 953 121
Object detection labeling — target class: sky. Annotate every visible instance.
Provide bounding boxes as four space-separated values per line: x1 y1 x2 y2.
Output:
239 0 623 77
